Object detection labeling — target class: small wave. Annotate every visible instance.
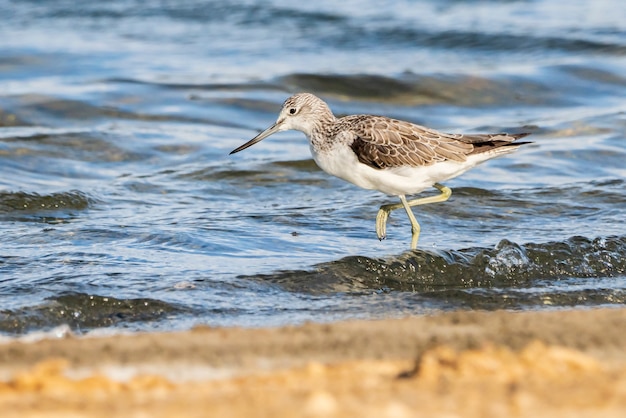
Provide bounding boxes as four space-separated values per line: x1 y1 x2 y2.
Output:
106 77 283 93
1 94 239 130
247 235 626 294
0 293 188 335
0 190 95 221
365 28 626 56
0 106 29 127
278 73 559 106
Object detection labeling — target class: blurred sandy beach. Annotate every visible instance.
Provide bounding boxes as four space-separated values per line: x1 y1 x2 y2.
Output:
2 308 626 417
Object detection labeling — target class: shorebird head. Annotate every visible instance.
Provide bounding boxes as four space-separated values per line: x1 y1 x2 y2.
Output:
230 93 334 154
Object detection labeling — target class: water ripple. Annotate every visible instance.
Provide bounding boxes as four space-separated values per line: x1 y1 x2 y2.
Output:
244 235 626 296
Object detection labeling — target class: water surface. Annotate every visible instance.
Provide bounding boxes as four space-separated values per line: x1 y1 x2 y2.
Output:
0 0 625 335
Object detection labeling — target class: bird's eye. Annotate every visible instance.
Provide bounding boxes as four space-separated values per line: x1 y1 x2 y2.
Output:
289 108 297 115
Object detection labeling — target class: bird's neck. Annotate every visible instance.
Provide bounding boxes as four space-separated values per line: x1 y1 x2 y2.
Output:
308 114 337 151
308 108 335 134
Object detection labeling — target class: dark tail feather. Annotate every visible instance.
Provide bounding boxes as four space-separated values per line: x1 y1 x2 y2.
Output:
511 132 532 141
469 132 532 156
508 132 533 147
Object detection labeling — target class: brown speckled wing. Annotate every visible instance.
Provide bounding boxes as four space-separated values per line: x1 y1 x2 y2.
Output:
342 116 530 169
343 116 474 169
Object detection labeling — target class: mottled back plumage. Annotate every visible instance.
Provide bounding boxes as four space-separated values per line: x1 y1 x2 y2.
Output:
339 115 529 170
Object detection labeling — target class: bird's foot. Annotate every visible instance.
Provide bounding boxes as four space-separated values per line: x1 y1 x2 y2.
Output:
375 206 391 240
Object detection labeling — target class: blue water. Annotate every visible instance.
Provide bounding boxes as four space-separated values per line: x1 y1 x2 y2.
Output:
0 0 625 335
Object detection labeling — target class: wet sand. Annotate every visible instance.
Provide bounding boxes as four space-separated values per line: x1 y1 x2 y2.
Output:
1 308 626 417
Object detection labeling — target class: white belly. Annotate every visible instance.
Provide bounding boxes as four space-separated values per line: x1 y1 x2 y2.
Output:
311 143 497 196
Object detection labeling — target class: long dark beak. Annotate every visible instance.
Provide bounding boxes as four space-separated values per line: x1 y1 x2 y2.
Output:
230 121 283 155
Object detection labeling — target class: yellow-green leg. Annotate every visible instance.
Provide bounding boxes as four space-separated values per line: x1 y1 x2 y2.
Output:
375 183 452 248
399 195 421 249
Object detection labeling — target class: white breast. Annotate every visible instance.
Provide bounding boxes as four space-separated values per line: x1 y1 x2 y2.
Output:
310 142 500 196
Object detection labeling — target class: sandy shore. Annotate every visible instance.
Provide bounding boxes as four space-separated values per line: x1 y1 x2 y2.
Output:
1 308 626 417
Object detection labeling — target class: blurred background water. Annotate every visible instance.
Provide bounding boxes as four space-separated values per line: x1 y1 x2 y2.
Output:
0 0 624 335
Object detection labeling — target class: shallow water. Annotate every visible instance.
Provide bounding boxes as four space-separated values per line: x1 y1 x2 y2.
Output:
0 0 625 335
